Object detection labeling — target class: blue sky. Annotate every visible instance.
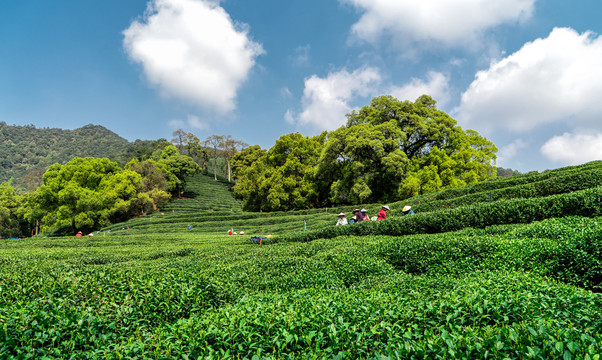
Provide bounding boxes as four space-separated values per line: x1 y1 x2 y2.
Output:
1 0 602 172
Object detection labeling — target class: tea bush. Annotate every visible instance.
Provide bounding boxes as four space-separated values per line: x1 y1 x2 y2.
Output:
3 162 602 358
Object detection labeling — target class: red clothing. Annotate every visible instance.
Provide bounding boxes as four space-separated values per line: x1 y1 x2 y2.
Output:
376 209 387 220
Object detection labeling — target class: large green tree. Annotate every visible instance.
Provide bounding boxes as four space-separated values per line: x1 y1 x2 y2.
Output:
23 157 156 235
125 159 171 211
155 145 201 197
316 95 497 203
0 183 22 238
232 133 325 211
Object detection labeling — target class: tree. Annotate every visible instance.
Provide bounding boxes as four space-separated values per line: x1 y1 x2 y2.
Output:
316 95 497 203
23 157 137 234
231 145 267 211
0 183 21 238
184 132 200 156
497 167 520 177
221 135 248 182
203 135 224 180
171 129 187 152
232 133 325 211
125 159 171 210
157 145 201 197
21 156 185 235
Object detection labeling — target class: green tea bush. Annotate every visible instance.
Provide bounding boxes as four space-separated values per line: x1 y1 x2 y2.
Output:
406 168 602 213
277 186 602 243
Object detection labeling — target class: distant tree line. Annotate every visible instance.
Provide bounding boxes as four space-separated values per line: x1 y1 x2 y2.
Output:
232 95 499 212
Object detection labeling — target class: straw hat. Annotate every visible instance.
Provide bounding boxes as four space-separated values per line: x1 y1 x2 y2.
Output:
352 209 360 214
403 205 411 212
382 205 390 210
338 213 346 217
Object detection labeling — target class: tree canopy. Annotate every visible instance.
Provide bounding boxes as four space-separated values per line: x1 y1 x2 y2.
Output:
233 95 497 211
22 156 177 235
0 183 23 238
232 133 325 211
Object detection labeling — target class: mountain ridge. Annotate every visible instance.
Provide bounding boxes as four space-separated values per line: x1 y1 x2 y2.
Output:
0 122 131 189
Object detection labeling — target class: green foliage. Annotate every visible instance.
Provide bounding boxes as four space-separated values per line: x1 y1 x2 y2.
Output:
276 185 602 244
0 182 26 238
1 221 602 358
0 122 131 189
319 95 497 203
232 95 497 211
22 157 167 235
157 144 201 197
232 133 326 211
497 166 521 177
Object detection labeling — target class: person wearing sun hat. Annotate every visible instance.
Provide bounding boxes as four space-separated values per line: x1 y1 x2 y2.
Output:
402 205 414 215
359 208 370 221
377 205 390 220
335 212 348 226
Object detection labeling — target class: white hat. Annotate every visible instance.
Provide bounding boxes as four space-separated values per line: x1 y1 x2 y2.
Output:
338 213 346 217
239 231 245 235
361 208 367 213
403 205 411 212
383 205 390 210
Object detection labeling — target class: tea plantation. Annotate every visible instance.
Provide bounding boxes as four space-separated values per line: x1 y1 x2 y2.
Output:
2 162 602 359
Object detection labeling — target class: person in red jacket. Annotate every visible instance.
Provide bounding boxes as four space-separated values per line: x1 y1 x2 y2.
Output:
376 205 390 220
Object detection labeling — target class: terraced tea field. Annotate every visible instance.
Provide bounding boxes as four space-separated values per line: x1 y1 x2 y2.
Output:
2 166 602 359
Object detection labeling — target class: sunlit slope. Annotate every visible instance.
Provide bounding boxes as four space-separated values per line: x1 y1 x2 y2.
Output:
277 160 602 243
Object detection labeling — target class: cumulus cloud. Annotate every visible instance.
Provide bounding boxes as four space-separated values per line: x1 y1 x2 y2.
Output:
123 0 264 113
287 67 382 131
341 0 534 47
455 28 602 134
390 71 451 106
541 132 602 166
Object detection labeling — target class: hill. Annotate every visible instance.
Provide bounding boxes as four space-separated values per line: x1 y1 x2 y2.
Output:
2 162 602 358
0 122 131 189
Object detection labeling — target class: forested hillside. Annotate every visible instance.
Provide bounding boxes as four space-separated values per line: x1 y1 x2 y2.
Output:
0 122 131 188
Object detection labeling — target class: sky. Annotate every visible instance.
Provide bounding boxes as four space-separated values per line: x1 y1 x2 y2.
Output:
1 0 602 172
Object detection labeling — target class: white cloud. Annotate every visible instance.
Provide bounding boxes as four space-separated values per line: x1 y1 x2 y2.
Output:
454 28 602 134
186 114 210 130
123 0 264 113
284 109 295 124
288 67 382 131
497 138 527 166
390 71 451 106
341 0 534 47
169 114 210 130
541 132 602 166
